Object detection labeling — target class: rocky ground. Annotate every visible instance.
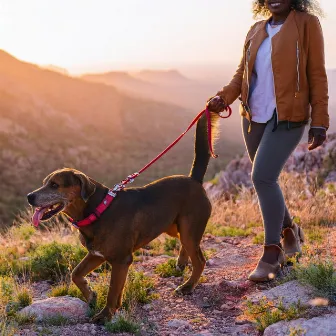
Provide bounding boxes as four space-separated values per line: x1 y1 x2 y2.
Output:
13 231 336 336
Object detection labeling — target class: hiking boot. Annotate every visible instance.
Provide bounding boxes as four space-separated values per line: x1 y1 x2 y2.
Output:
248 244 285 282
282 223 305 258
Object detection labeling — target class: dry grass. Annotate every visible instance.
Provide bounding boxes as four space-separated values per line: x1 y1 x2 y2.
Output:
210 172 335 243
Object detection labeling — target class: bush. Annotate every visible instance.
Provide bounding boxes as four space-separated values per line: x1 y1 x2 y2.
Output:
295 259 336 303
16 287 32 308
155 259 184 278
90 268 156 315
9 224 36 241
48 283 84 301
205 222 251 237
244 298 305 332
0 247 29 277
164 238 179 255
105 313 140 334
0 277 14 305
122 268 156 311
29 242 86 281
0 315 17 335
252 232 264 245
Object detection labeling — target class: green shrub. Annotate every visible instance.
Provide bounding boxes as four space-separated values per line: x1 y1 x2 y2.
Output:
0 277 14 305
0 315 17 335
205 222 251 237
164 238 179 254
253 232 264 245
29 242 86 281
41 315 69 326
122 269 155 311
203 248 217 261
105 313 140 334
295 259 336 303
155 259 184 278
244 298 305 332
305 228 326 244
13 313 36 326
48 283 84 301
16 287 32 308
0 248 29 277
9 224 36 241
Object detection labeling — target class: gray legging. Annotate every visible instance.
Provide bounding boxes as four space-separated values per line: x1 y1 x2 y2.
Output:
242 115 305 245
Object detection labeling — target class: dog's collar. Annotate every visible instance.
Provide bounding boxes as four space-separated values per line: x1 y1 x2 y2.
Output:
69 173 139 229
69 189 116 228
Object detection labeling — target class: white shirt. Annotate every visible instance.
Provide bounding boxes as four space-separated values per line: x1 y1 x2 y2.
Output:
249 23 282 123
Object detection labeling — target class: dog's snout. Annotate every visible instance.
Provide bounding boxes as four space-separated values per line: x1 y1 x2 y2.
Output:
27 193 36 205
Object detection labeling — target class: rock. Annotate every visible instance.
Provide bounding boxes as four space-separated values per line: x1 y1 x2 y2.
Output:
213 310 222 314
206 259 215 266
326 171 336 183
264 314 336 336
18 296 87 322
167 319 191 329
193 332 214 336
247 280 314 307
143 303 152 311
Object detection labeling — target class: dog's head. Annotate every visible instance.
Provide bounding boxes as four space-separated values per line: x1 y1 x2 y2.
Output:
27 168 96 227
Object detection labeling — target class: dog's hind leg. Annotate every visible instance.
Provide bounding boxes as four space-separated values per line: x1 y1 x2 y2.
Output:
177 246 189 271
166 223 189 271
174 217 207 295
72 253 105 306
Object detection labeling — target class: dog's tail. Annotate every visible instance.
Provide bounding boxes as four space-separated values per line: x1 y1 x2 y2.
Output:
189 112 220 184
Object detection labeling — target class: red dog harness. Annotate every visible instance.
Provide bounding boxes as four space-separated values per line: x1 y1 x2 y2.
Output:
70 107 232 229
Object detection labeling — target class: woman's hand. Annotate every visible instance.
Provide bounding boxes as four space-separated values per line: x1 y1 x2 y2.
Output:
207 96 227 113
308 128 327 151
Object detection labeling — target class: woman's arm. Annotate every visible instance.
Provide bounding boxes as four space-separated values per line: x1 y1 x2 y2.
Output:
307 16 329 129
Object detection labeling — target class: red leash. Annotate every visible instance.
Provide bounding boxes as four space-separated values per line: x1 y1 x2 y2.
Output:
70 106 232 228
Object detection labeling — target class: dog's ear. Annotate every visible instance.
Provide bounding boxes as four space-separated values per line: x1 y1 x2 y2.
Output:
74 172 96 202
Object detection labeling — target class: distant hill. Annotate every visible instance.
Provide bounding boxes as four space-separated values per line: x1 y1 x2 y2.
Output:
0 50 242 225
80 68 243 141
132 69 191 85
81 69 229 110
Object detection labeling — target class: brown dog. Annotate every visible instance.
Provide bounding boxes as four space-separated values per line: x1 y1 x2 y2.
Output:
27 112 219 323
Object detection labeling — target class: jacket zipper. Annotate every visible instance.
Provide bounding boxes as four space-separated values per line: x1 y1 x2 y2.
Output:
245 42 253 132
295 41 300 97
270 41 279 131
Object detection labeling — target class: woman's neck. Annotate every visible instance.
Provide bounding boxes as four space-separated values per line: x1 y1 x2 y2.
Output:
271 10 291 24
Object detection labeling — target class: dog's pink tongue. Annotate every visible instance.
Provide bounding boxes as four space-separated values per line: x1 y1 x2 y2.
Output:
32 208 45 227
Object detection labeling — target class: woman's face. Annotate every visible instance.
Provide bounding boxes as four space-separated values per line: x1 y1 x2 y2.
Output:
265 0 292 15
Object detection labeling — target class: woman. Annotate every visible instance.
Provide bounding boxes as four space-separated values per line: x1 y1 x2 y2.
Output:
207 0 329 282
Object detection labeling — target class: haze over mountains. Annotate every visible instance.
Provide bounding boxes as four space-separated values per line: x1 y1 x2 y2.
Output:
82 67 336 133
0 50 242 225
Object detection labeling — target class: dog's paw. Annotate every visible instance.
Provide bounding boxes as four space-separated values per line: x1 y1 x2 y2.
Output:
90 307 112 325
174 283 194 296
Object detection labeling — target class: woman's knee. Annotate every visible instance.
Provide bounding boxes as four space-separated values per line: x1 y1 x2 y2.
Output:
251 169 276 187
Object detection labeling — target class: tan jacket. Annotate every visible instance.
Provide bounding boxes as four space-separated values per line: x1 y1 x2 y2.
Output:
217 10 329 129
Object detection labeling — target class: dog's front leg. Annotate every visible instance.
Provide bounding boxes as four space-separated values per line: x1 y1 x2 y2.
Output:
91 255 132 324
72 253 105 307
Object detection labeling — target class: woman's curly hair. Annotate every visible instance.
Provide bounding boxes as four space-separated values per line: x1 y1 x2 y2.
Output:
252 0 323 19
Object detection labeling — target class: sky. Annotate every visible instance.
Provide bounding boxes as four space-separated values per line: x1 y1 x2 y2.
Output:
1 0 336 74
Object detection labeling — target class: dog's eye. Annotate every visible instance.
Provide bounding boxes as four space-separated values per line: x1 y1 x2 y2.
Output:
50 182 59 189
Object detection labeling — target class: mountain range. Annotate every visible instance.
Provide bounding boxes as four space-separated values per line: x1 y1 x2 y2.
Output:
0 50 241 225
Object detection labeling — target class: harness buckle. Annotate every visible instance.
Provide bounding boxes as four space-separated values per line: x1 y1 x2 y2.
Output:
108 190 117 197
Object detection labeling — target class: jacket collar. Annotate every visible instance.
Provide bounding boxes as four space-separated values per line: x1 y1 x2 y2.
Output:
247 10 299 72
